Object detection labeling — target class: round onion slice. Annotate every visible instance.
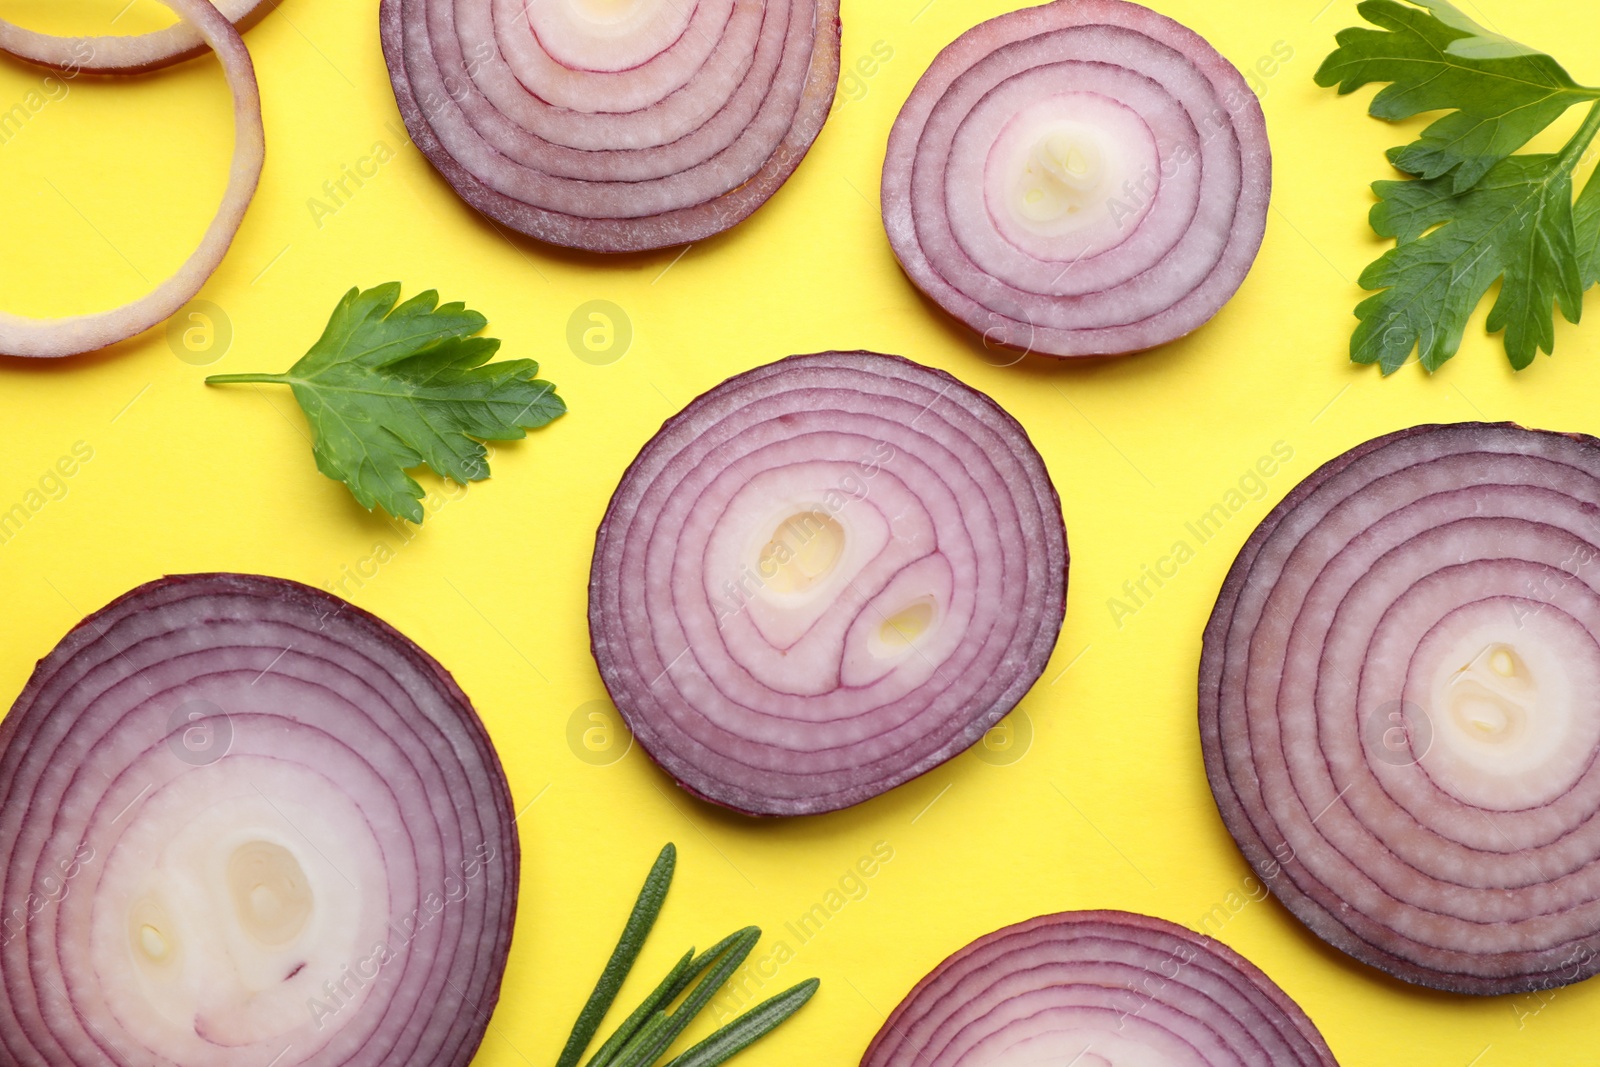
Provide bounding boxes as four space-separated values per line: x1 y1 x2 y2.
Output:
0 574 518 1067
378 0 841 253
0 0 277 75
589 351 1067 816
0 0 264 359
862 911 1337 1067
1201 423 1600 994
882 0 1271 357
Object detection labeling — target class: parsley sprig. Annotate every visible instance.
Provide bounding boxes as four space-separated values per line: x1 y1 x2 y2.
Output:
207 284 565 521
555 844 819 1067
1317 0 1600 373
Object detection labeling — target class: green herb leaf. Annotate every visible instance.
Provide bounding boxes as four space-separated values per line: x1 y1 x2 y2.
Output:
587 933 752 1067
1576 165 1600 289
1409 0 1542 60
557 844 678 1067
661 979 821 1067
1315 0 1596 191
610 928 763 1067
584 950 697 1067
1321 1 1600 371
557 847 816 1067
1353 151 1584 372
206 283 565 523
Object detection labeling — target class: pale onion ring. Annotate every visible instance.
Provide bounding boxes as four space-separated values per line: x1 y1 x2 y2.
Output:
0 0 277 76
0 0 264 359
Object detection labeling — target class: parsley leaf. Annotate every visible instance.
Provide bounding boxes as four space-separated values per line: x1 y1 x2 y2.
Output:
1576 166 1600 289
207 283 566 522
1321 0 1600 373
1315 0 1595 191
1354 153 1583 372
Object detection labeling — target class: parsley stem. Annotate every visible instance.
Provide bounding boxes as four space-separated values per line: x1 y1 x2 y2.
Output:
204 373 294 385
1559 100 1600 172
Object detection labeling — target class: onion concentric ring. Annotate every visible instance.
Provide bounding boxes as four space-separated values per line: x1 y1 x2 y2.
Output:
0 0 264 359
882 0 1271 357
0 0 277 75
0 574 518 1066
1201 423 1600 994
379 0 842 253
589 351 1068 816
862 911 1338 1067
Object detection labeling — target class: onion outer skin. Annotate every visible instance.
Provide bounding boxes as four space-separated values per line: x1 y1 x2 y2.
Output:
0 0 278 75
861 910 1337 1067
1200 422 1600 995
0 0 264 359
882 0 1270 358
378 0 841 253
589 351 1067 816
0 573 519 1067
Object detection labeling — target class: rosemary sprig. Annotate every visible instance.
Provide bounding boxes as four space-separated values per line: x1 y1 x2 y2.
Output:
555 844 677 1067
554 844 820 1067
663 980 822 1067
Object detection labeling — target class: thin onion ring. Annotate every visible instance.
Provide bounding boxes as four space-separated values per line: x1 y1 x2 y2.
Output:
0 0 264 359
0 0 278 75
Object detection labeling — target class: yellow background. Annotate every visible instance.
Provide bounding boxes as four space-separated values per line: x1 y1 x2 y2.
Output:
1 0 1597 1063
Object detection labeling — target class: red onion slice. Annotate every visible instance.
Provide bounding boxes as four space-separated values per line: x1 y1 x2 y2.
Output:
379 0 841 252
1201 423 1600 994
0 0 264 359
0 574 518 1067
589 351 1067 816
882 0 1270 357
862 911 1337 1067
0 0 277 75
